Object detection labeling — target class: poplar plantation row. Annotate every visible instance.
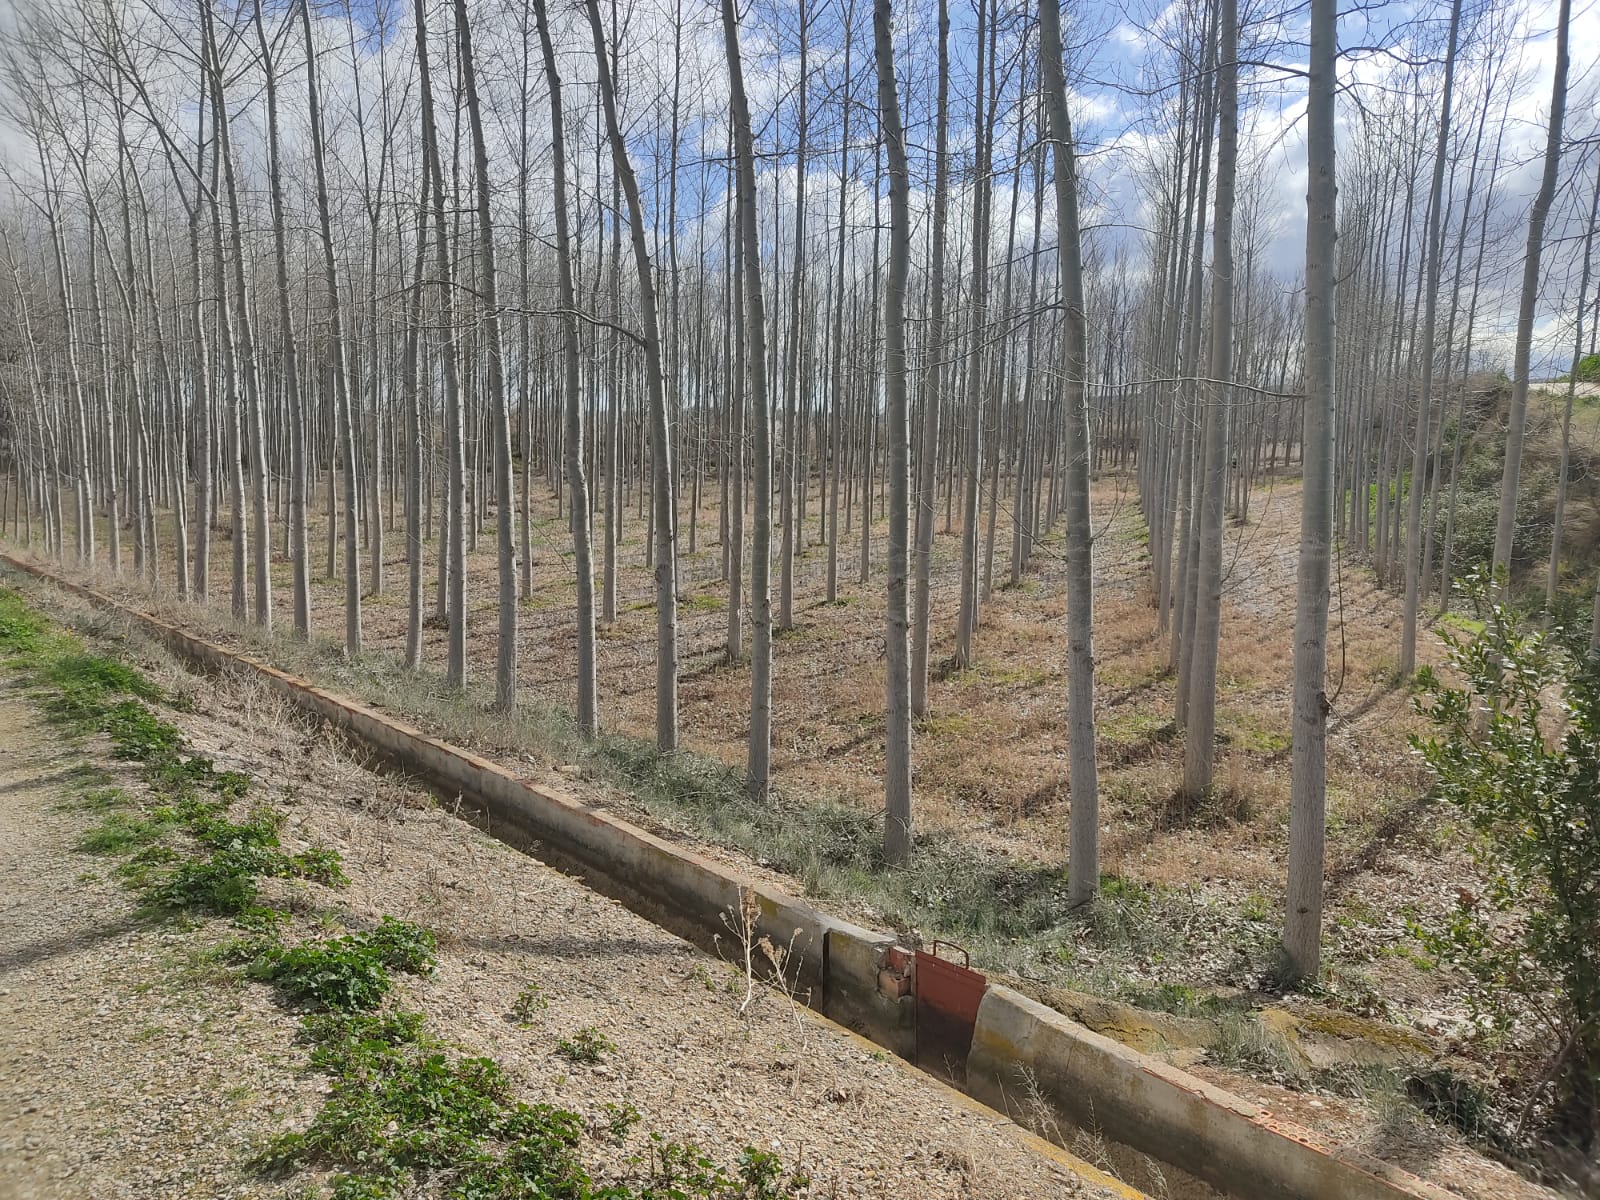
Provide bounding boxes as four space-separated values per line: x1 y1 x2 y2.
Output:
0 0 1591 986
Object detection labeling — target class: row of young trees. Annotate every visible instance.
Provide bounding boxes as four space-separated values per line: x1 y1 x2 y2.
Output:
0 0 1592 981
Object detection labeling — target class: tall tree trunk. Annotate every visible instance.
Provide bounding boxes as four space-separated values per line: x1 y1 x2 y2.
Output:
584 0 679 752
911 0 949 717
1491 0 1569 586
1181 0 1237 801
413 0 468 688
874 0 913 863
721 0 773 794
726 128 747 663
255 0 310 639
1038 0 1101 906
455 0 519 711
1548 159 1600 618
1400 0 1461 674
824 14 853 606
953 0 991 671
536 0 599 735
1284 0 1337 983
301 0 360 655
779 0 810 634
403 208 427 671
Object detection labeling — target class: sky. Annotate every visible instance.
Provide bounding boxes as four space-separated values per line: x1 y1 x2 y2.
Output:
0 0 1596 370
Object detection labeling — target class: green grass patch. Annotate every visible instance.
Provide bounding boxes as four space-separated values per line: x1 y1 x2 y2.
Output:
912 711 984 738
1100 710 1175 746
1438 611 1486 638
71 785 133 812
587 731 1226 980
76 809 181 854
0 589 49 655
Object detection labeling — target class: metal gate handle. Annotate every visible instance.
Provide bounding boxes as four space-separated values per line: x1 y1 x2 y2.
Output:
930 939 970 968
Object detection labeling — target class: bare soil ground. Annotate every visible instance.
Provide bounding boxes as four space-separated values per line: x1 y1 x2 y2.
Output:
0 610 1133 1200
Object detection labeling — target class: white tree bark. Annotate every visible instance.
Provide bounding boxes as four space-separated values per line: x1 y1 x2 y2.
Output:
1400 0 1460 675
1038 0 1101 906
301 0 359 655
1284 0 1338 983
535 0 599 736
454 0 519 712
721 0 773 793
911 0 949 718
874 0 913 864
1181 0 1237 801
1490 0 1569 586
584 0 679 752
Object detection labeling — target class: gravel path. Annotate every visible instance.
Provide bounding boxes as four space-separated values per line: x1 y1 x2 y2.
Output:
0 683 313 1200
0 618 1136 1200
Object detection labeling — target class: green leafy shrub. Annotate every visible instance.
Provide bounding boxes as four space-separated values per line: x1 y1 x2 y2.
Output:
257 939 395 1012
1412 601 1600 1152
303 1010 431 1071
152 845 276 915
510 983 548 1024
286 846 349 886
600 1100 640 1144
736 1145 810 1199
1434 465 1554 583
1565 352 1600 383
193 808 283 851
253 920 435 1012
267 1026 593 1199
362 917 438 975
102 700 185 762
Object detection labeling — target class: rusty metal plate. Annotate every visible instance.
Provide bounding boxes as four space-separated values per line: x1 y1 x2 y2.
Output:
914 942 986 1080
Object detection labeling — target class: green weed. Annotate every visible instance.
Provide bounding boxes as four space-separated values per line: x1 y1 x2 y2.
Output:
510 984 548 1024
253 919 435 1012
554 1027 615 1065
76 810 179 855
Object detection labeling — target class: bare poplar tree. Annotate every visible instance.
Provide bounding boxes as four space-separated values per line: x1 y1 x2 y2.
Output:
874 0 912 863
454 0 519 711
254 0 310 640
1490 0 1570 586
1284 0 1337 983
721 0 773 794
412 0 468 688
583 0 679 752
535 0 599 736
1400 0 1461 675
301 0 360 656
1181 0 1237 801
911 0 949 718
1038 0 1101 906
